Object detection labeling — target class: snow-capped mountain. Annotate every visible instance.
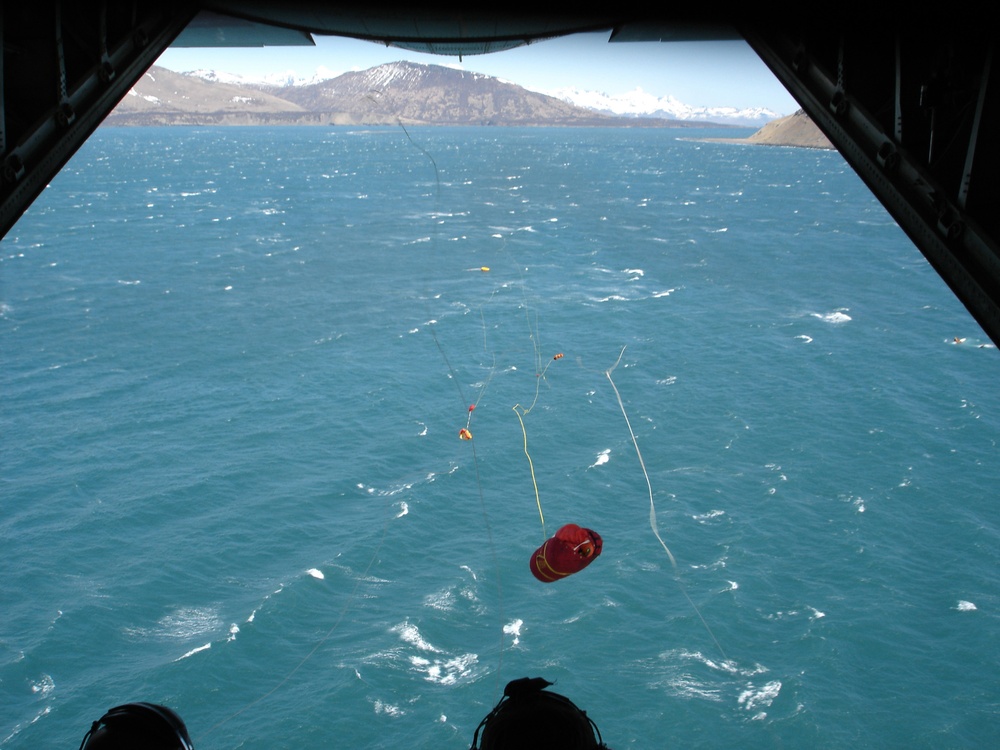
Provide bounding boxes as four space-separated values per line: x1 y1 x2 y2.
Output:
180 65 780 126
185 67 341 88
544 86 782 127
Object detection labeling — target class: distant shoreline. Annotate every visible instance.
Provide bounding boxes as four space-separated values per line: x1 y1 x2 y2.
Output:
100 115 737 129
692 136 834 150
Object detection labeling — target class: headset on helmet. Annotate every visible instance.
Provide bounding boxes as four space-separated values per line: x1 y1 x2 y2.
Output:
78 702 193 750
470 677 608 750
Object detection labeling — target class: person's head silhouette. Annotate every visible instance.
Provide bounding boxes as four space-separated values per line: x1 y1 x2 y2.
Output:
470 677 608 749
78 702 193 750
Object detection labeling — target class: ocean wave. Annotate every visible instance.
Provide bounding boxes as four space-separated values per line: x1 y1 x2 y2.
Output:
503 618 524 646
31 674 55 698
764 607 826 621
589 449 610 468
130 606 223 640
391 620 441 653
663 648 765 679
811 309 852 323
692 509 726 522
409 652 479 686
175 643 212 661
423 588 456 612
386 620 482 685
372 699 405 717
665 673 723 702
738 680 782 719
1 706 51 746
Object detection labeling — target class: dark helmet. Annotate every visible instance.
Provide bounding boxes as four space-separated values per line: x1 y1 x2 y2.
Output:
470 677 607 750
79 702 193 750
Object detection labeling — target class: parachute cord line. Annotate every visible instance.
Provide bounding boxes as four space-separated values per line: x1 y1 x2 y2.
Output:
430 325 469 406
526 308 545 413
512 404 546 540
405 121 506 700
397 119 441 201
429 297 507 700
605 347 727 661
470 430 506 700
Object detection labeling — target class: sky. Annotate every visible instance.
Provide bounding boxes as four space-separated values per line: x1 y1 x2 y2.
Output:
155 31 800 114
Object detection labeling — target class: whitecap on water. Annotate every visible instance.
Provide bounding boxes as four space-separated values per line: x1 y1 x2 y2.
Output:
174 643 211 661
692 509 725 523
738 680 782 719
956 600 977 611
306 568 325 580
409 653 479 685
503 618 524 646
392 620 441 653
372 699 404 717
811 309 852 323
423 588 456 612
31 674 55 697
390 620 480 685
665 674 723 702
589 449 610 468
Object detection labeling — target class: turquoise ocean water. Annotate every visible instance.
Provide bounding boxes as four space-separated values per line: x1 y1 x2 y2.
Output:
2 126 999 748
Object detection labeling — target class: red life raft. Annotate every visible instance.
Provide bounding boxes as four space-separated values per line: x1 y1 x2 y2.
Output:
529 524 603 583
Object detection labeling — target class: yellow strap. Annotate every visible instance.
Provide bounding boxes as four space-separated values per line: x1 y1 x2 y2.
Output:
512 403 545 540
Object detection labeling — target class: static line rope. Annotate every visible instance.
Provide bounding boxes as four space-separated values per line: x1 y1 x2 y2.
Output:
512 403 546 540
605 347 676 567
605 346 727 661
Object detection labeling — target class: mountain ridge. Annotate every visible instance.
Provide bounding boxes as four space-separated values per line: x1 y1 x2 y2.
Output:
107 62 742 128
